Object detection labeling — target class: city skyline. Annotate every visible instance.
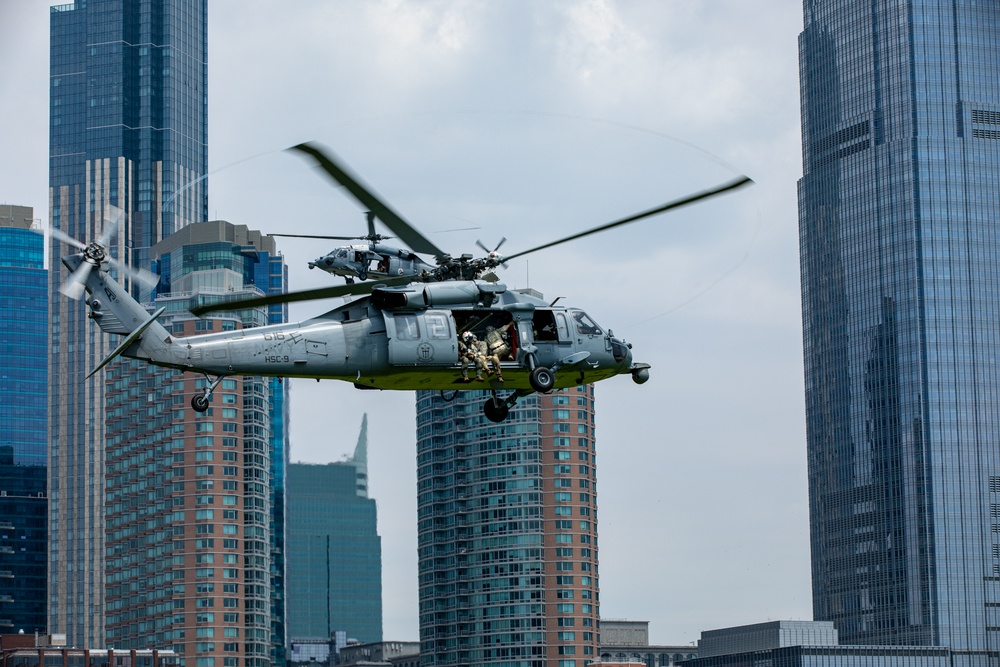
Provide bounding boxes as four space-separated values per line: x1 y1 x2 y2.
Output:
2 1 810 643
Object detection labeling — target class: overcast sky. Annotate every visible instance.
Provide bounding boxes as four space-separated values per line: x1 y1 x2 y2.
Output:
1 0 809 645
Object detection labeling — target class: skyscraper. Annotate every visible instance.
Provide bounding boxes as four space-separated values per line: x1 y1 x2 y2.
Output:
415 384 598 667
49 0 208 646
104 221 286 667
286 416 383 645
0 206 48 634
798 0 1000 651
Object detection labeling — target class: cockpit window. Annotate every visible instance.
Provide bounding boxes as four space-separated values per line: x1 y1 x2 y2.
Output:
336 249 349 259
395 314 420 340
572 311 602 335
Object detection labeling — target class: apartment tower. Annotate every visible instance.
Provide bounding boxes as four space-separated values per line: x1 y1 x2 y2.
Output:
799 0 1000 652
415 385 599 666
103 221 286 667
49 0 208 646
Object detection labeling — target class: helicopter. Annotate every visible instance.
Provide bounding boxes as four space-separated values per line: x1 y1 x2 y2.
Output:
269 211 437 283
55 143 752 422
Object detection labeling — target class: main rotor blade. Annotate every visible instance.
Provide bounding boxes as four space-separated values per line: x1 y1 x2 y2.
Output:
270 233 363 241
503 175 754 262
189 276 414 316
289 142 446 259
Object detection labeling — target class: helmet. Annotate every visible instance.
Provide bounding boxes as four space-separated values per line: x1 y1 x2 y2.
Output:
462 330 474 340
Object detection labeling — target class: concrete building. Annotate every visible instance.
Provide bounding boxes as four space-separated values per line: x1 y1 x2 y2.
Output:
286 416 383 644
798 0 1000 651
415 378 599 666
0 206 47 635
339 641 419 667
48 0 208 647
597 621 697 667
1 633 177 667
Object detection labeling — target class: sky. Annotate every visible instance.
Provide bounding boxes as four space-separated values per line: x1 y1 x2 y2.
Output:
0 0 810 646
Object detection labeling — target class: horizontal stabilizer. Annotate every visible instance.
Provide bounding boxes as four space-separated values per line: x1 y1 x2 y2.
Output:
87 307 166 379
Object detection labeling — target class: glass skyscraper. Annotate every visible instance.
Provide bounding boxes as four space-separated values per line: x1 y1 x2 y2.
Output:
415 385 599 667
286 417 383 645
798 0 1000 652
49 0 207 646
0 206 48 634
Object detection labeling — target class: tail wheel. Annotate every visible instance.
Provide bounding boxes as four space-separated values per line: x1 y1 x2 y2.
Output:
529 366 555 393
483 398 509 422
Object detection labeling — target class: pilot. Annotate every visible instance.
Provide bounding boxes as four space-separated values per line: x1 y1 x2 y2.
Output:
458 330 487 382
483 321 515 382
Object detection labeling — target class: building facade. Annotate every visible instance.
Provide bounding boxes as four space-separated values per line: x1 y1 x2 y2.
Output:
798 0 1000 652
49 0 208 646
286 416 383 645
415 384 599 667
685 620 955 667
0 207 48 634
598 620 697 667
103 221 286 667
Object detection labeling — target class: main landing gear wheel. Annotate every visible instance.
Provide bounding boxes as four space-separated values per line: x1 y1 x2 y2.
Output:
483 397 510 423
529 366 555 393
191 394 210 412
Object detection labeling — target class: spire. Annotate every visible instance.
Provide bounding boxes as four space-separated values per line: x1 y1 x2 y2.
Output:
353 414 369 497
353 413 368 464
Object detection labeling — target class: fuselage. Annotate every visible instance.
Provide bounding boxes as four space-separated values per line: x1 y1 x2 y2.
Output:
138 297 633 391
66 251 640 395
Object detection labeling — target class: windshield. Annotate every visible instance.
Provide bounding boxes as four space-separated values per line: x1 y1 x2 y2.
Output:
571 311 602 336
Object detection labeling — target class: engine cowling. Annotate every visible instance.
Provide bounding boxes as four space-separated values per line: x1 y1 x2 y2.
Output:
372 281 506 309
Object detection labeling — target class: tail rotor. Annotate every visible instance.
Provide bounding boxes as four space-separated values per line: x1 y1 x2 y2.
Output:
46 206 159 299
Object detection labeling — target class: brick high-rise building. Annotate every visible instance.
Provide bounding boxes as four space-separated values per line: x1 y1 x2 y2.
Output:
415 383 599 667
103 221 286 667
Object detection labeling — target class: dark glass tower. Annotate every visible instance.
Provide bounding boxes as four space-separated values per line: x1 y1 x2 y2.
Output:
48 0 207 646
799 0 1000 651
0 206 48 634
286 417 383 644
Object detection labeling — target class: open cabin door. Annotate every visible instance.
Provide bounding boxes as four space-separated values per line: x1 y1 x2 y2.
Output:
384 310 457 366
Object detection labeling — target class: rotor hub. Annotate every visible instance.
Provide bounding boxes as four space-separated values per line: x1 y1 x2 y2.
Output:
85 242 107 265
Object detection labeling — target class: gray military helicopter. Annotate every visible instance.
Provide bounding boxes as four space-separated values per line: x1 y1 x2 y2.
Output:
55 143 751 422
269 211 438 283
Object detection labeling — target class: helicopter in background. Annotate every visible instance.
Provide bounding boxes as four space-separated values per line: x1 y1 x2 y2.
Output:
53 142 752 422
270 211 437 283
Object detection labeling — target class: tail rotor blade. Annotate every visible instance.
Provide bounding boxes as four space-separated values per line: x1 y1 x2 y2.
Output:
46 226 87 252
108 257 160 290
60 262 92 300
98 206 124 247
